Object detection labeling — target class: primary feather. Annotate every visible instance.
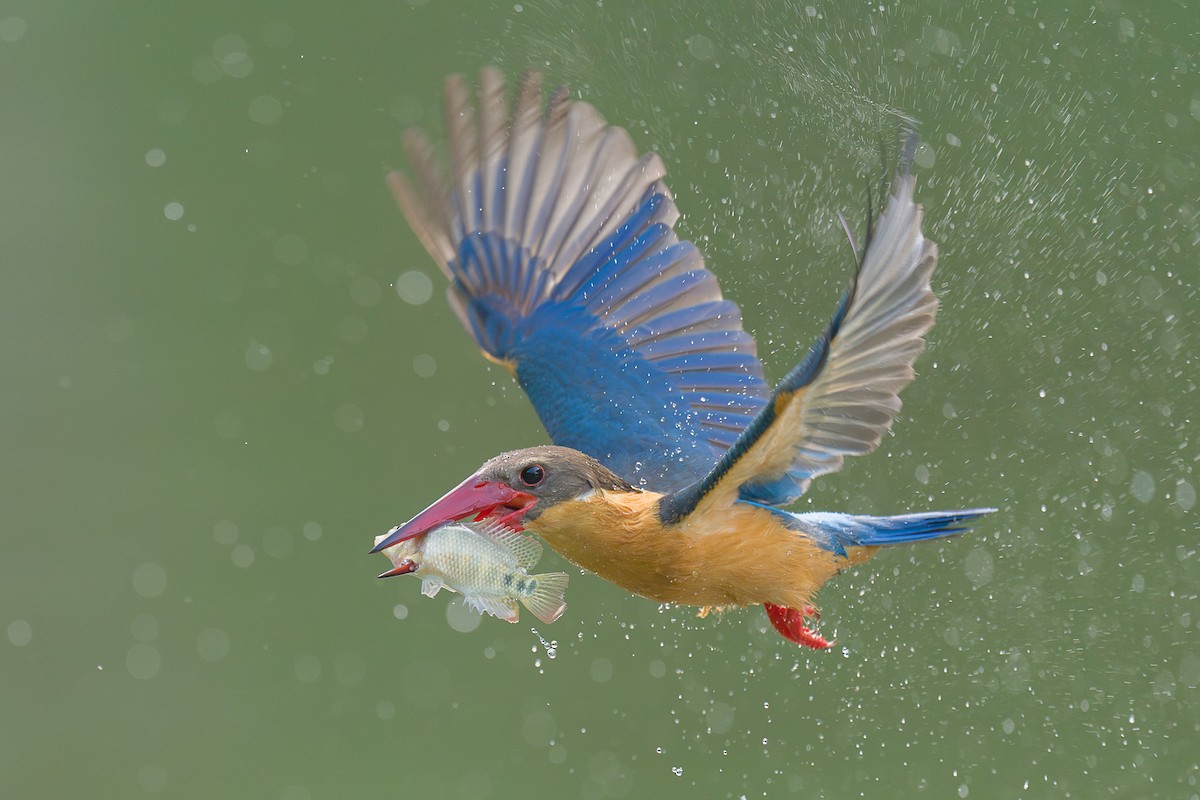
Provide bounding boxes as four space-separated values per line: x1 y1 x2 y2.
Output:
390 68 769 491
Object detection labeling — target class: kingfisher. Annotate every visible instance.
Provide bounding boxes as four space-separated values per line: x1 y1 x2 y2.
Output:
373 67 994 649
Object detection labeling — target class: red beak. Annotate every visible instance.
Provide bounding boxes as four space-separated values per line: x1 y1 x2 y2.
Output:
370 473 536 554
377 559 417 579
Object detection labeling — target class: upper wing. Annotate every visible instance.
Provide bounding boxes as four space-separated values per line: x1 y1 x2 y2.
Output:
389 68 769 491
660 138 938 520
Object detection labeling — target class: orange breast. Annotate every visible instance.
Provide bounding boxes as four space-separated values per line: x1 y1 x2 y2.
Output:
529 491 873 610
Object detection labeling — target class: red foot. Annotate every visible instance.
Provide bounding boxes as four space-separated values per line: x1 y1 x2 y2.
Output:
764 603 832 650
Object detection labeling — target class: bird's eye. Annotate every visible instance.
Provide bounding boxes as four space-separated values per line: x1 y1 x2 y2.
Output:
519 464 545 487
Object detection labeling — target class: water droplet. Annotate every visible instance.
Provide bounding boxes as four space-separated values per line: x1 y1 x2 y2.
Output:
213 33 253 77
1179 652 1200 688
231 544 255 568
137 763 168 793
1131 470 1155 504
7 619 32 647
413 354 437 378
1176 479 1196 512
244 342 272 371
248 95 283 125
687 34 715 61
126 643 161 679
213 519 238 544
262 526 294 559
395 270 433 304
196 628 231 662
446 597 483 633
294 655 321 682
705 702 735 735
334 402 363 433
914 142 936 168
589 657 614 683
963 547 994 589
0 16 29 42
132 563 168 598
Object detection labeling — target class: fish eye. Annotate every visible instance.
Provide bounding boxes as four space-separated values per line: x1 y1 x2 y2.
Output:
519 464 545 487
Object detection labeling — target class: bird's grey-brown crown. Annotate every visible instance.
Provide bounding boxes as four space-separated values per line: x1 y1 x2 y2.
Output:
479 445 635 516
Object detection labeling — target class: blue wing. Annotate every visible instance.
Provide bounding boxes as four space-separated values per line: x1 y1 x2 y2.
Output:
389 68 769 491
660 139 940 521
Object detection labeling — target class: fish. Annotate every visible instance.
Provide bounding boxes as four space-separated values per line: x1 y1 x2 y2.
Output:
374 519 568 624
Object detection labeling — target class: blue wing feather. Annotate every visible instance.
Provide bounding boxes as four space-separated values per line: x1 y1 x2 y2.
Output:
554 193 668 296
389 69 769 490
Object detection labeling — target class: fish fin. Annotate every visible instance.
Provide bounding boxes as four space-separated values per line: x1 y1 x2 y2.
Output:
471 595 520 623
476 520 543 569
521 572 569 624
420 577 445 598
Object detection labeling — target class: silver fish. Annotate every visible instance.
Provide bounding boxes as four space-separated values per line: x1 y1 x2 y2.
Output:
374 520 568 624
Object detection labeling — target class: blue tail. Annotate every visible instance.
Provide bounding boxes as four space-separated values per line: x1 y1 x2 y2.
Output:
792 508 997 557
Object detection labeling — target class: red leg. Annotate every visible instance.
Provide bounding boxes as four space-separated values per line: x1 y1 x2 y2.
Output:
764 603 832 650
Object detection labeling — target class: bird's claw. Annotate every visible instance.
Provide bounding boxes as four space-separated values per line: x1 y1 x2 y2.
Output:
764 602 833 650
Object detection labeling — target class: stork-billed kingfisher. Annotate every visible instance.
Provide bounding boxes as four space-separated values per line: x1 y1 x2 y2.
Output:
373 68 994 649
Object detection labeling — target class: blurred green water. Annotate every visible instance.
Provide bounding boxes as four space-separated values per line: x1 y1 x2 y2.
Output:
2 1 1197 797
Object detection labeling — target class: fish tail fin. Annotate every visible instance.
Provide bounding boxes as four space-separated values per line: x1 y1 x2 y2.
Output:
521 572 569 624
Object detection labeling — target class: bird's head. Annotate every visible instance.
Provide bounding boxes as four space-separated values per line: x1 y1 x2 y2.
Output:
371 445 634 553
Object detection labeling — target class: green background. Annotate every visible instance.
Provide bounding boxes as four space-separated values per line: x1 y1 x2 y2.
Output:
2 0 1196 797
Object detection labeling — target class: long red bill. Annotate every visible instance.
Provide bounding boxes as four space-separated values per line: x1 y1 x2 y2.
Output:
369 473 536 554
